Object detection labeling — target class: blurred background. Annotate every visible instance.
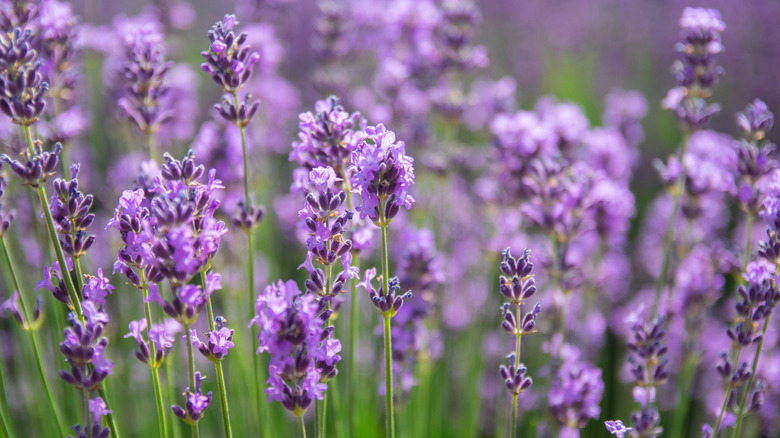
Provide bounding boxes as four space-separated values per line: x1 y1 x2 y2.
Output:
0 0 778 437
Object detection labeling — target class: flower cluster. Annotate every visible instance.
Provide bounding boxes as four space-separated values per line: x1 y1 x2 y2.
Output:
124 318 177 368
201 14 260 128
1 139 60 187
497 248 539 398
117 17 174 136
0 28 48 125
289 95 365 174
298 167 358 298
359 268 412 319
58 301 114 392
70 397 111 438
350 124 415 224
734 100 777 217
549 347 604 437
662 7 725 131
49 164 95 258
617 313 669 438
191 317 235 362
251 280 341 416
109 152 227 324
171 371 213 425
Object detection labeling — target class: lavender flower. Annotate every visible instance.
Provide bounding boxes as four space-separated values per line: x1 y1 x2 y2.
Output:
549 346 604 437
1 140 60 187
70 397 111 438
251 280 337 416
191 318 235 362
735 100 777 224
172 371 213 425
290 95 365 175
109 152 227 324
201 14 260 93
58 300 114 392
662 7 725 131
117 17 174 138
298 167 358 299
201 14 260 128
123 318 177 368
0 28 48 125
350 123 415 225
605 420 633 438
49 164 96 258
498 248 540 433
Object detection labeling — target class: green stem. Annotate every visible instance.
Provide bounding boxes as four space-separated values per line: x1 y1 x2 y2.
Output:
0 236 66 436
199 270 232 438
669 353 698 438
231 92 268 435
713 346 743 435
141 273 168 438
382 315 395 438
22 126 83 318
0 356 13 438
743 211 755 271
509 302 522 438
298 414 307 438
214 361 233 438
83 388 91 438
733 314 773 437
183 323 200 438
380 222 395 438
96 385 121 438
166 355 182 438
652 133 691 318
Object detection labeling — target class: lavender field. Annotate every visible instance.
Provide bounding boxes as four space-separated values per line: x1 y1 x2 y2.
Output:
0 1 779 437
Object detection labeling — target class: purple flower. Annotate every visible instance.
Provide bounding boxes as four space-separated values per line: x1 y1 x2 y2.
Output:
665 7 725 131
737 98 774 141
291 95 366 173
172 371 212 425
252 279 339 414
605 420 632 438
192 325 235 361
201 14 260 93
350 123 415 224
0 28 48 126
58 299 114 392
549 347 604 434
81 269 114 306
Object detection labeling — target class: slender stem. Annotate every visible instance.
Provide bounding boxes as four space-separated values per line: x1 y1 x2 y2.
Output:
298 414 307 438
231 93 268 436
183 323 199 438
141 273 169 438
199 270 232 438
0 236 66 436
652 133 691 318
166 355 182 438
713 346 743 435
380 221 395 438
733 314 773 437
509 302 522 438
214 362 233 438
342 177 361 438
742 211 755 271
315 265 332 438
0 355 13 438
96 385 120 438
83 388 91 438
382 315 395 438
22 126 83 318
73 257 85 293
146 129 157 163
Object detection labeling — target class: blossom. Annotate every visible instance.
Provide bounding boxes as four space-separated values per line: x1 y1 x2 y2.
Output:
350 124 415 223
605 420 632 438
